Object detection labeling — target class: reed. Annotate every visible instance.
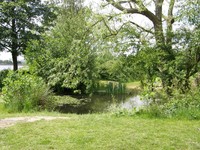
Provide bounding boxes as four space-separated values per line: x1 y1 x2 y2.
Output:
94 81 126 94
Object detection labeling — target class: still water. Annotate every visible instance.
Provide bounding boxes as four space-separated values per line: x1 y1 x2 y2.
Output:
0 65 24 70
57 93 147 114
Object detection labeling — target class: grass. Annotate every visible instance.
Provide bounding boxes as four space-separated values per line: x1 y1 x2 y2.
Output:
126 81 141 89
0 106 200 150
0 89 200 150
0 94 3 103
53 95 81 105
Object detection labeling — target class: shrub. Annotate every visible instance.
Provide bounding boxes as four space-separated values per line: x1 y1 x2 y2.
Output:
163 89 200 119
0 69 9 91
136 87 200 119
2 71 55 112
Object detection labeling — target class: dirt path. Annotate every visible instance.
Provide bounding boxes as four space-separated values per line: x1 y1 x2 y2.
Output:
0 116 69 128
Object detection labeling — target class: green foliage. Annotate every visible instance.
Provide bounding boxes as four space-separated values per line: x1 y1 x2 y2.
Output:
178 0 200 26
97 54 132 82
128 26 200 94
26 3 97 94
93 20 141 82
100 0 200 95
135 104 165 119
2 71 54 112
127 46 167 91
53 95 81 105
159 0 200 93
0 0 57 70
0 102 6 114
0 69 9 91
162 88 200 119
137 87 200 120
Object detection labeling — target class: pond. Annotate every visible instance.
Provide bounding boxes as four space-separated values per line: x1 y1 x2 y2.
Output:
56 92 148 114
0 65 147 114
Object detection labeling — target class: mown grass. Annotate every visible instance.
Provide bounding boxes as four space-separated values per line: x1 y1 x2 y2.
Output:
0 108 200 150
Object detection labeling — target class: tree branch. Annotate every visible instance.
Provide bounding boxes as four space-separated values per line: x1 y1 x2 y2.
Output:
130 21 154 34
102 21 130 39
102 18 115 35
105 0 158 25
168 0 175 24
118 1 130 4
0 42 11 51
106 0 139 13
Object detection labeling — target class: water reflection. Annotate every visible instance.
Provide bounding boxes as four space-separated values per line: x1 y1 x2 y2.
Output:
120 95 144 109
57 93 146 114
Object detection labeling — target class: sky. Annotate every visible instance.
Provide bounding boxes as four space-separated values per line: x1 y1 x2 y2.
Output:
0 0 180 61
0 52 24 61
0 52 13 61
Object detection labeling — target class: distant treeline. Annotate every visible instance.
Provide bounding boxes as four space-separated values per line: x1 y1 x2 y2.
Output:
0 60 24 65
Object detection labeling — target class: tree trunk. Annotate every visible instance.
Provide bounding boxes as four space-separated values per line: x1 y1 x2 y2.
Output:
166 0 175 53
11 3 18 71
154 0 165 48
12 51 18 71
154 22 165 47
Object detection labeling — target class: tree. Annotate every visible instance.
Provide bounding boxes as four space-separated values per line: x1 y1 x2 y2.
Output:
0 0 57 70
100 0 175 92
26 0 97 94
172 0 200 92
102 0 200 94
97 53 130 82
104 0 175 49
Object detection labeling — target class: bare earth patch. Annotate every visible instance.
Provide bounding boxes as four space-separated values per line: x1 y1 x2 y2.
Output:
0 116 69 128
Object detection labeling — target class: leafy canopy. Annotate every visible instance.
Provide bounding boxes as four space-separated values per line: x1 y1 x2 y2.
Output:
0 0 57 70
26 0 97 94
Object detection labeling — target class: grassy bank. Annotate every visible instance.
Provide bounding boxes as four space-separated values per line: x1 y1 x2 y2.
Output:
0 110 200 149
126 81 141 90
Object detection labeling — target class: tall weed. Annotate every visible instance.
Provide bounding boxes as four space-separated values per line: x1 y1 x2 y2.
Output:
2 71 54 112
94 81 126 94
134 87 200 119
163 89 200 119
0 69 9 91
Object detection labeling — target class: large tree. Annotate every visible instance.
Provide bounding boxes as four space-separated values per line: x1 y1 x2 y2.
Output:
103 0 200 93
100 0 175 92
104 0 175 50
0 0 57 70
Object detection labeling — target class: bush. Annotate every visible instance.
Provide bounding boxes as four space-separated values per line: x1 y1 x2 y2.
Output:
2 71 55 112
163 89 200 119
0 69 9 91
135 87 200 119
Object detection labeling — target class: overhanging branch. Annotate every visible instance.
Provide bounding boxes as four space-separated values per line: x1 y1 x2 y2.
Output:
105 0 158 26
130 21 154 34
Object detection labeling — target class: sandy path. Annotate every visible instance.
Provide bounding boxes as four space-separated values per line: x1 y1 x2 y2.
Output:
0 116 68 128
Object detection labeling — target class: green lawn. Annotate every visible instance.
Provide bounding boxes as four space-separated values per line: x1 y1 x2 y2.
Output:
0 111 200 150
